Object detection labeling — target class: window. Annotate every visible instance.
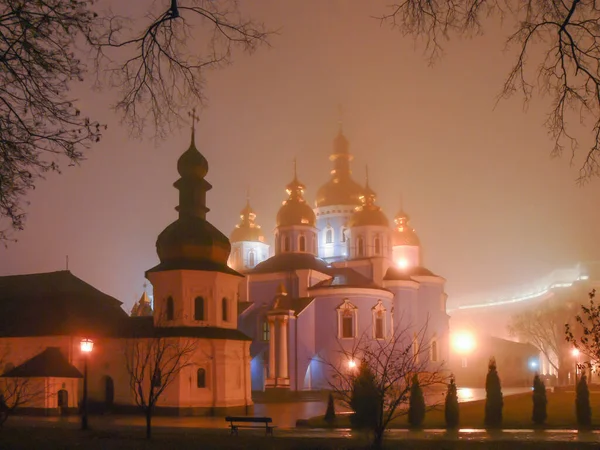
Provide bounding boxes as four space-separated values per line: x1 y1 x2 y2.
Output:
152 369 161 387
197 368 206 388
194 296 205 321
374 236 381 255
166 296 174 321
248 250 255 267
222 297 228 322
283 236 290 252
431 340 438 362
261 320 270 341
299 235 306 252
337 299 357 339
372 300 386 339
325 228 333 244
357 237 364 257
341 227 347 243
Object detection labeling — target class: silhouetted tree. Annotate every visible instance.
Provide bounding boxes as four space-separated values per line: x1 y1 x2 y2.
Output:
123 325 197 439
408 373 425 428
445 375 459 429
324 392 336 426
566 289 600 379
484 357 503 428
509 299 573 385
576 374 592 427
378 0 600 181
326 321 444 449
532 374 547 425
0 0 270 241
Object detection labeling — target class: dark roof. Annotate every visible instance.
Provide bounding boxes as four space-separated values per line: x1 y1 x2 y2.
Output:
146 258 243 277
251 253 329 274
2 347 82 379
123 317 252 341
238 301 253 315
0 271 129 337
383 266 436 281
311 267 381 289
271 296 314 316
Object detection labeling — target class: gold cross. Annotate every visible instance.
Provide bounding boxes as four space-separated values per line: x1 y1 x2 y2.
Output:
188 107 199 132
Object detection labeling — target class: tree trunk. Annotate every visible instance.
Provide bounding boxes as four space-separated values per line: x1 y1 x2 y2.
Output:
372 427 384 450
146 409 152 439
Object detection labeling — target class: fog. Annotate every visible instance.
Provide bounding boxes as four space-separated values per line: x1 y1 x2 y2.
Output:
1 0 599 315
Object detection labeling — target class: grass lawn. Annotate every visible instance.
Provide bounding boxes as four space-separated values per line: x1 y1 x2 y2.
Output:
307 391 600 429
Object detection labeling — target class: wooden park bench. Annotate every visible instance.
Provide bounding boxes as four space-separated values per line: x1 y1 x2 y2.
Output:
225 416 276 436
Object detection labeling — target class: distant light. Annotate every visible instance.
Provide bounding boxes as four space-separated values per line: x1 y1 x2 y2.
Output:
80 339 94 353
347 359 357 369
572 348 580 357
397 258 409 269
452 332 476 354
529 360 538 369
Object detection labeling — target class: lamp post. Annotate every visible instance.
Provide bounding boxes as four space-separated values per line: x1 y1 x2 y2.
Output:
572 348 580 386
80 338 94 430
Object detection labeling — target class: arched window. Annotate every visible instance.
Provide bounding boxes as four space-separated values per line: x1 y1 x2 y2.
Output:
337 299 357 339
222 297 228 322
283 236 290 252
341 227 347 243
357 237 364 257
261 320 270 341
325 228 333 244
248 250 255 267
194 296 205 321
374 236 381 255
197 368 206 388
152 369 162 387
166 296 174 321
431 340 438 362
299 235 306 252
372 300 386 339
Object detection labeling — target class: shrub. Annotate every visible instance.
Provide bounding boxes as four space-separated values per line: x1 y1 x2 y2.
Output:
324 392 336 425
445 375 459 429
408 373 426 428
532 374 547 425
484 357 503 428
576 373 592 427
349 361 380 430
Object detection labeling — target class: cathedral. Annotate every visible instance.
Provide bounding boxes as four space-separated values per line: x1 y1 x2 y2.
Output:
232 129 450 392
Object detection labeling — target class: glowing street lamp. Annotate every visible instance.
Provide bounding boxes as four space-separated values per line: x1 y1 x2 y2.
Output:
397 258 409 269
80 338 94 430
347 359 357 370
451 332 476 354
572 348 580 385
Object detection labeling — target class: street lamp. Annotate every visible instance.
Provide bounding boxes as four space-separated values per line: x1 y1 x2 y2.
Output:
80 338 94 430
572 348 580 385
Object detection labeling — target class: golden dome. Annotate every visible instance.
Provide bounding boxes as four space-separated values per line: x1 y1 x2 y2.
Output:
348 169 388 227
276 163 316 228
230 198 265 243
152 116 234 272
392 209 420 246
315 130 363 207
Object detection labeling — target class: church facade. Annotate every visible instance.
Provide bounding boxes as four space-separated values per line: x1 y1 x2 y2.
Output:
0 124 253 415
231 129 450 392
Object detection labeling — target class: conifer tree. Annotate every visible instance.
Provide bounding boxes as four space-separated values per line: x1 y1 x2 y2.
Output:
349 361 380 430
576 373 592 427
324 392 336 426
408 374 426 428
484 357 503 428
445 375 459 429
532 374 547 425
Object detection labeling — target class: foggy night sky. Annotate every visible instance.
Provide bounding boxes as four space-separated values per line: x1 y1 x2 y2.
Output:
1 0 599 313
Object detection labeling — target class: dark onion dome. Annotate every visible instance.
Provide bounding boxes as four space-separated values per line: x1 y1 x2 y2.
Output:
315 130 364 207
392 209 420 246
251 252 329 274
230 198 265 243
276 165 316 227
348 176 389 227
149 120 239 276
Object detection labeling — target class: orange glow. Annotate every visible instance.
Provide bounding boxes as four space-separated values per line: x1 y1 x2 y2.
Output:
397 258 409 269
80 338 94 353
452 332 475 354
